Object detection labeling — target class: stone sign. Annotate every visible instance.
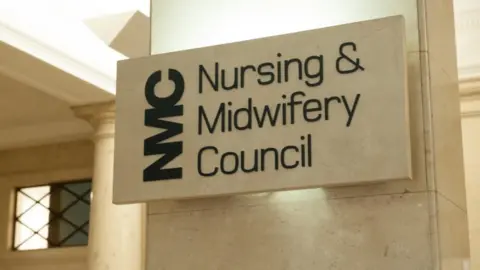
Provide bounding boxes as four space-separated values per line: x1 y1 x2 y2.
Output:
113 15 411 204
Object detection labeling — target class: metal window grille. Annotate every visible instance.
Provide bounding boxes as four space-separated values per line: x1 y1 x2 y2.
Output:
13 179 92 251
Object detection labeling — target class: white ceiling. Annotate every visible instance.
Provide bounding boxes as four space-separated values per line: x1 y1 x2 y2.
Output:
0 0 148 95
51 0 150 20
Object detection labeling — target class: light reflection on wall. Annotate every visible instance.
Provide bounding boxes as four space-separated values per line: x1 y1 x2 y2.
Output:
151 0 419 55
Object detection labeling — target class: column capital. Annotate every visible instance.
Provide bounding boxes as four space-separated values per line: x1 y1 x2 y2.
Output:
73 101 116 141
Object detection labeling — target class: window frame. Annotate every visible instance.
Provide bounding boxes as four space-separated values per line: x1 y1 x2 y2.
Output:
0 168 91 268
11 179 92 251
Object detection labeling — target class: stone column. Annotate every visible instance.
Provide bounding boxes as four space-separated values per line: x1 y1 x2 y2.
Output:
75 102 144 270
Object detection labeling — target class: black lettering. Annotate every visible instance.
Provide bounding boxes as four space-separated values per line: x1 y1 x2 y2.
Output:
289 91 305 124
198 53 334 91
276 53 283 83
234 98 252 130
253 104 281 128
336 42 365 74
145 70 184 109
197 146 218 177
144 110 183 153
284 57 302 83
303 99 322 122
198 104 225 135
260 148 279 171
240 150 258 173
220 152 239 175
199 63 218 93
281 95 287 125
221 68 238 90
196 135 313 177
240 65 256 88
307 134 312 167
143 142 182 182
227 102 233 132
324 96 341 121
257 62 275 85
143 69 184 181
342 94 361 127
304 55 324 87
300 136 306 167
280 146 299 169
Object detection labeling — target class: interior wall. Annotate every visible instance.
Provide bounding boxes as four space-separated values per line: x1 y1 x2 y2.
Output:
0 140 93 270
462 105 480 270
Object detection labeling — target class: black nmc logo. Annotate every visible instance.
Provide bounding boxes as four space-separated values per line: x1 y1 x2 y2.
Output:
143 69 185 182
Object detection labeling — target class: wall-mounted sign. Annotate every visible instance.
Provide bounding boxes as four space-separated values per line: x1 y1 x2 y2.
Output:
113 15 411 204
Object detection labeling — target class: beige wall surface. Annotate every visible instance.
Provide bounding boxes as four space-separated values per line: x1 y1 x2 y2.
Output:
148 192 433 270
0 140 93 270
146 0 469 269
462 114 480 270
150 0 420 55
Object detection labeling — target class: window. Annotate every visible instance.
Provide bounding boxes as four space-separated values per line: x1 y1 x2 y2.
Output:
13 180 92 251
